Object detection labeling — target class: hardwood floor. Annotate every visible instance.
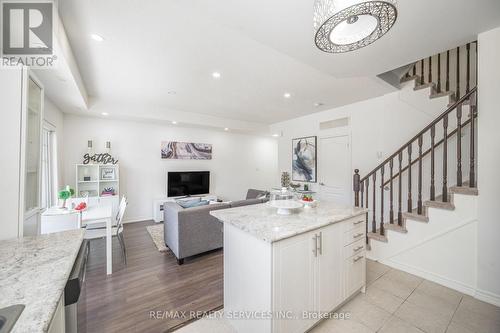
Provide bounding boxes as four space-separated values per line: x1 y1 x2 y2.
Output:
78 220 223 333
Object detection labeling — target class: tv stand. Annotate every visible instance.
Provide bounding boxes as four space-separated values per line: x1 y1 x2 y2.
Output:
152 194 218 223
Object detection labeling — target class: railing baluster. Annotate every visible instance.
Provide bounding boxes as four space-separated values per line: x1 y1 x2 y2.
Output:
365 178 369 244
353 169 360 206
469 95 476 187
437 53 442 93
413 63 416 76
428 56 432 83
380 165 385 236
407 144 413 212
372 172 377 233
466 43 471 94
446 50 450 91
420 59 424 85
360 180 364 208
456 46 460 99
417 135 423 214
442 115 449 202
430 125 436 200
389 158 394 224
398 152 403 226
457 105 463 186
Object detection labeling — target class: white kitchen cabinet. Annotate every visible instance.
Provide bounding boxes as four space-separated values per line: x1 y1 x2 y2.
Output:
273 231 317 333
223 214 366 333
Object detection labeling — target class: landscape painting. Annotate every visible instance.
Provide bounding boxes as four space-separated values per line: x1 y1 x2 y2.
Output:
292 136 317 182
161 141 212 160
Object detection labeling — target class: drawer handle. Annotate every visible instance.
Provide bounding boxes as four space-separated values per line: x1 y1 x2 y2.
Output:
353 220 364 225
353 233 364 239
353 246 364 252
353 256 364 263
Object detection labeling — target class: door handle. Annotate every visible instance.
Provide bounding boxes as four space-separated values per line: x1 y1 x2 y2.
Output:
353 233 364 239
353 246 364 252
312 235 318 257
318 232 322 255
353 255 364 262
353 220 364 225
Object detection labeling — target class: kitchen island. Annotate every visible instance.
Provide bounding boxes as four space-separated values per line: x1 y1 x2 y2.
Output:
0 229 84 333
211 201 368 333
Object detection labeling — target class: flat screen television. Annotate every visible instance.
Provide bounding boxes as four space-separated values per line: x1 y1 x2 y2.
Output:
167 171 210 197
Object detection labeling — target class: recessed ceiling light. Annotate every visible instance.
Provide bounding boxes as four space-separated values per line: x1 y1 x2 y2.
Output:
91 34 105 42
283 92 291 98
224 128 229 131
272 133 280 137
314 102 324 107
172 121 178 125
101 112 109 116
212 72 221 79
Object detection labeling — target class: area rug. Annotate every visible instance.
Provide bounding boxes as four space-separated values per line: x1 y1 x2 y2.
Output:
146 223 170 253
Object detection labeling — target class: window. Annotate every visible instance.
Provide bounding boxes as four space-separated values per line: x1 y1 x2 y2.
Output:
41 125 58 209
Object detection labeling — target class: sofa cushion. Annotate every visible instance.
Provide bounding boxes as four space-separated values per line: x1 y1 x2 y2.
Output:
246 189 268 200
231 198 263 208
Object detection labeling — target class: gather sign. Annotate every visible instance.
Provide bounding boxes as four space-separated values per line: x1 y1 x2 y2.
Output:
83 153 119 165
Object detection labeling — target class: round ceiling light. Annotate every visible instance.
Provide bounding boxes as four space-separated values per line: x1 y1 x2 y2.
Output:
314 0 397 53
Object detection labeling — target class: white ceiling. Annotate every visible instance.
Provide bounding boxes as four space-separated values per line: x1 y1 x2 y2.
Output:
55 0 500 130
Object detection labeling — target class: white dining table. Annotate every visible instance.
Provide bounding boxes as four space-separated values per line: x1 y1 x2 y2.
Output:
81 205 114 275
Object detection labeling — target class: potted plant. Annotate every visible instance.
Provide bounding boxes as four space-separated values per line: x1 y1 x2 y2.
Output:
58 185 75 209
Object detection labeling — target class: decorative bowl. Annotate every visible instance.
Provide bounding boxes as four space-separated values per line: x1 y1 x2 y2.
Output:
267 200 304 215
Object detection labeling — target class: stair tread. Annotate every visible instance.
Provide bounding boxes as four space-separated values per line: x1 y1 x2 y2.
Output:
384 223 408 233
414 82 435 91
430 91 455 99
367 231 388 243
423 197 455 210
449 185 478 195
400 75 420 83
402 210 429 222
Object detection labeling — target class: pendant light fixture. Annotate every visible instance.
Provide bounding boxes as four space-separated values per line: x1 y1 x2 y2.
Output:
314 0 397 53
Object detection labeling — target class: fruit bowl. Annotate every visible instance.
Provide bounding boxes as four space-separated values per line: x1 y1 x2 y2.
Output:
300 199 317 208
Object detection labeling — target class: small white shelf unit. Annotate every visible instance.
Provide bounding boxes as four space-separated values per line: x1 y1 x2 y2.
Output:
76 164 120 199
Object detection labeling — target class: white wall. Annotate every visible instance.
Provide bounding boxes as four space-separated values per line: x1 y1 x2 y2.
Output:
44 98 65 191
63 115 279 222
270 88 440 200
477 26 500 305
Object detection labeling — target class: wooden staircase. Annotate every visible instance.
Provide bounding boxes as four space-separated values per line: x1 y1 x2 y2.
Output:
353 42 478 249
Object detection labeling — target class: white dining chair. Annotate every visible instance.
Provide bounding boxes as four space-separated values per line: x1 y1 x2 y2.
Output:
83 196 126 229
84 196 128 264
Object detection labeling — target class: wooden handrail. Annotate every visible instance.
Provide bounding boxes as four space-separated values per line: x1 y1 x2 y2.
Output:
360 87 477 182
381 114 476 187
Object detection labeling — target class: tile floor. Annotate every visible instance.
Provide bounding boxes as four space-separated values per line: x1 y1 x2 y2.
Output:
176 259 500 333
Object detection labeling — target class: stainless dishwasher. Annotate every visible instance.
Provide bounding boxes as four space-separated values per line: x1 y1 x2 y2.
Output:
65 240 89 333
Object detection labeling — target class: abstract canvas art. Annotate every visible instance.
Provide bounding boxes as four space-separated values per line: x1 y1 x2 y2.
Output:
161 141 212 160
292 136 317 182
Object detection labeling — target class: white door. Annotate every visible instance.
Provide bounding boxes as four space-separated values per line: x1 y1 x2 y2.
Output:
317 223 344 313
273 231 316 333
318 135 351 205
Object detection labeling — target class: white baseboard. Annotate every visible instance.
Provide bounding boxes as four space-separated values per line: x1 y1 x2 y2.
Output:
123 216 153 224
380 259 477 296
475 288 500 307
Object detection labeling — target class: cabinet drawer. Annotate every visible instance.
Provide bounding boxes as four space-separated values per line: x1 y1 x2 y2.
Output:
343 238 365 259
343 224 365 246
344 251 366 297
343 216 366 232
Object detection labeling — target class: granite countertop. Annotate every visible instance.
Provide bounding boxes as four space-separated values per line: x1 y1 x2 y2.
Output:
0 229 84 333
210 201 368 243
